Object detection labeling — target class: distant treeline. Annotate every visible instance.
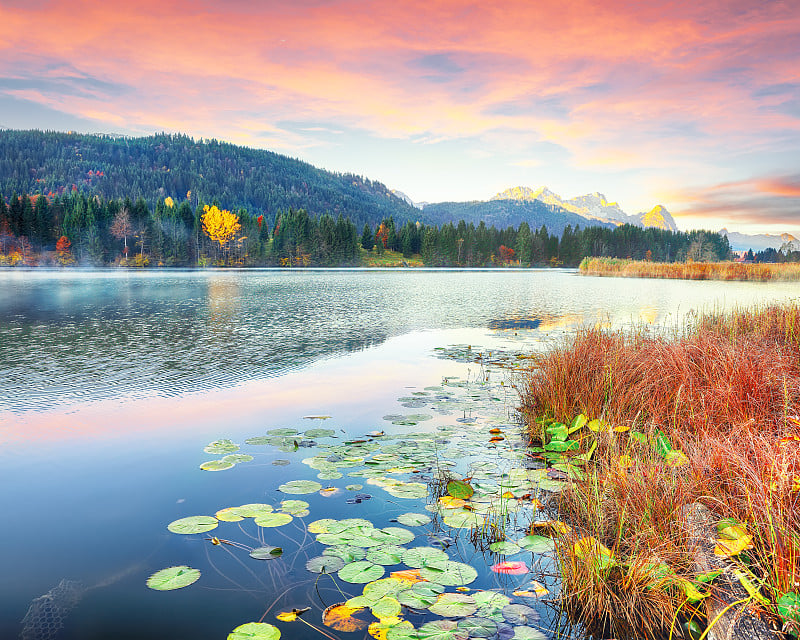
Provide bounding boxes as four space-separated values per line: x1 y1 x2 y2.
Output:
0 191 731 267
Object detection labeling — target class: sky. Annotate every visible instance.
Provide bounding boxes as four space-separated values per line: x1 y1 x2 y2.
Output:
0 0 798 235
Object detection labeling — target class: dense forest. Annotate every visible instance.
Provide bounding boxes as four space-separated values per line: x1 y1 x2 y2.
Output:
0 129 421 231
0 191 731 267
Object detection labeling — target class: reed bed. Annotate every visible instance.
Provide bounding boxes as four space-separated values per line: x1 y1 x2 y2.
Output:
520 304 800 639
579 257 800 281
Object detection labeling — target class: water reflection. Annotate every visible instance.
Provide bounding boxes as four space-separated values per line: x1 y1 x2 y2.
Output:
1 269 797 413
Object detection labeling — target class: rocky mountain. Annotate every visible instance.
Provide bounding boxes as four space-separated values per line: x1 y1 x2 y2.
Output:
490 186 679 231
719 228 798 253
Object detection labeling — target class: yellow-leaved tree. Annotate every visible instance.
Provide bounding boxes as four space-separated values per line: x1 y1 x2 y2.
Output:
202 205 241 264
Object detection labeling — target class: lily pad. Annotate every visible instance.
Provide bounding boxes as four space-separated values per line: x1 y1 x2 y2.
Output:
372 596 402 618
253 512 293 528
429 593 478 617
146 566 201 590
446 479 474 500
323 546 367 562
338 560 385 583
200 460 235 471
489 541 521 555
366 545 407 565
305 428 335 438
517 535 555 553
510 628 547 640
397 582 445 609
412 619 467 640
502 604 539 625
279 499 309 515
420 560 478 586
167 515 218 534
267 428 298 437
278 479 323 494
397 512 432 527
457 617 498 638
222 454 254 464
227 622 281 640
249 546 283 560
204 439 239 454
402 547 449 568
306 556 345 573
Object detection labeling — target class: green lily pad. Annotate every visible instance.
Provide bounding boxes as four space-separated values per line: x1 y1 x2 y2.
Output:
227 622 281 640
372 596 402 618
381 481 428 500
231 504 273 517
473 591 511 618
411 619 467 639
323 545 367 562
396 512 432 526
402 547 449 568
146 566 201 590
398 582 445 609
518 535 555 553
457 617 498 638
305 428 335 438
204 439 239 454
244 436 272 445
200 460 235 471
253 512 293 527
338 560 385 583
363 577 409 601
249 546 283 560
510 628 547 640
366 545 407 565
278 479 322 494
279 499 309 515
306 556 345 573
167 515 218 534
502 604 539 625
429 593 478 617
267 428 298 437
446 479 474 500
489 540 521 555
222 454 254 464
420 560 478 586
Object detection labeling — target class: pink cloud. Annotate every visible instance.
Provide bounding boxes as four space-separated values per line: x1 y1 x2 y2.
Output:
0 0 798 216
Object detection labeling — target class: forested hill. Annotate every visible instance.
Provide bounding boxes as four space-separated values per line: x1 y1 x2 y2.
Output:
0 129 421 229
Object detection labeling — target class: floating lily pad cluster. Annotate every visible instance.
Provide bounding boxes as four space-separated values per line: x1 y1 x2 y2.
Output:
157 343 571 638
298 516 551 640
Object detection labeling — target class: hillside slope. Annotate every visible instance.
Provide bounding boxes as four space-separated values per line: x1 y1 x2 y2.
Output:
0 129 420 229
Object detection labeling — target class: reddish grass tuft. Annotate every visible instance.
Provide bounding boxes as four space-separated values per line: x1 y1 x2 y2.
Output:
521 303 800 638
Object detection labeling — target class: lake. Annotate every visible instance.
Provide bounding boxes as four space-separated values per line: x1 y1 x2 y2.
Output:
1 268 797 640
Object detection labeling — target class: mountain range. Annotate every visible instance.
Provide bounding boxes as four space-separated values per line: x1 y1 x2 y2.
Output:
489 186 679 232
719 229 798 253
0 130 791 245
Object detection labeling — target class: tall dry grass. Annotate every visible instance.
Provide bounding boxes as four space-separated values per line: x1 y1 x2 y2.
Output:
521 304 800 638
579 257 800 281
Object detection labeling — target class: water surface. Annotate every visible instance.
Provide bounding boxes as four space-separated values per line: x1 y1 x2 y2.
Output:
1 269 796 640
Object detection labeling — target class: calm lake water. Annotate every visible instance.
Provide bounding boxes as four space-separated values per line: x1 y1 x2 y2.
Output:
1 268 797 640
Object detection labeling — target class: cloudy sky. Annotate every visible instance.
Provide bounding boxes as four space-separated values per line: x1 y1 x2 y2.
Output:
1 0 798 234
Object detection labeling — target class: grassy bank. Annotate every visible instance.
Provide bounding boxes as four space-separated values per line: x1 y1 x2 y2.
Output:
519 304 800 638
579 256 800 281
